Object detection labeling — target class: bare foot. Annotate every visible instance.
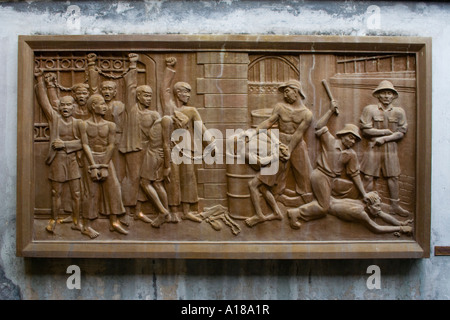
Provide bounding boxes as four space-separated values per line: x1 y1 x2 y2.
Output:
167 211 181 223
110 222 128 235
182 211 203 223
287 209 301 230
400 226 413 235
81 226 100 239
71 222 83 231
46 219 57 233
245 215 266 227
119 214 132 227
151 213 169 228
265 212 283 221
134 211 152 223
58 215 73 224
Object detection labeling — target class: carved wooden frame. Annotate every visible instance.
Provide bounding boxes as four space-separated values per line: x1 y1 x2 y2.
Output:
16 35 431 259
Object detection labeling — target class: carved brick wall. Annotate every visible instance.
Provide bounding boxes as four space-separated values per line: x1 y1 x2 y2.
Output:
196 52 249 209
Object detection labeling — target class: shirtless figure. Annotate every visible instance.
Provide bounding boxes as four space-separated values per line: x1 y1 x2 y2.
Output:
86 53 126 182
253 80 313 205
328 191 413 235
78 94 128 238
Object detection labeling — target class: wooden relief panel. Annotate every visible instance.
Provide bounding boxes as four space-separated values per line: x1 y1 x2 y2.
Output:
17 35 431 258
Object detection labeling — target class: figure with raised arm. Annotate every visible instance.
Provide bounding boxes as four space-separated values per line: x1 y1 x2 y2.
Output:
34 68 83 234
287 99 369 229
160 57 217 223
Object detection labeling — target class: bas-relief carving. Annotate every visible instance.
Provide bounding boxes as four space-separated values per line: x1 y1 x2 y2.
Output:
32 50 416 243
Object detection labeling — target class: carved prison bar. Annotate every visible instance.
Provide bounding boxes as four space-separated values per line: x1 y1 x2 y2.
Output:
16 35 432 259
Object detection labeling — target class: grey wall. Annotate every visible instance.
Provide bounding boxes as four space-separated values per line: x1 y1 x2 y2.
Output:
1 0 449 300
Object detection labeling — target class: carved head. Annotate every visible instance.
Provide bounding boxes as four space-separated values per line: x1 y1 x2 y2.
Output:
364 191 382 217
87 94 107 117
174 82 191 105
58 96 75 118
100 81 117 102
373 80 398 106
71 83 90 106
336 124 361 149
278 80 306 102
136 85 152 108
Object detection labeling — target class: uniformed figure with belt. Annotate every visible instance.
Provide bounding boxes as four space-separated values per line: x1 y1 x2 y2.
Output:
359 80 409 217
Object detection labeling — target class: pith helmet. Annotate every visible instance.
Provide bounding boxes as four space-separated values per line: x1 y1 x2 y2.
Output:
372 80 399 98
336 124 362 141
278 80 306 99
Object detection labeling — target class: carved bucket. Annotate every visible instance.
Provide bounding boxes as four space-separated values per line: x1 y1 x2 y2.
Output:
250 108 273 127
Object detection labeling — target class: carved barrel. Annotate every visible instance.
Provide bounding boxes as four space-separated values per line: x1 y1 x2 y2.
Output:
226 161 258 220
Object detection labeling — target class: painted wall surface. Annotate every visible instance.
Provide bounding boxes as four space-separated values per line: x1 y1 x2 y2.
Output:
0 0 449 300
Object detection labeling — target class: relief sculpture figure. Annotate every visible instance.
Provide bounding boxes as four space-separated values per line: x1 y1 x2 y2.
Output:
328 191 413 235
86 53 126 183
78 94 128 238
34 68 83 234
161 57 217 223
119 53 161 223
287 99 369 229
359 80 410 217
71 83 91 120
31 50 419 245
253 80 313 207
232 130 291 227
134 109 174 227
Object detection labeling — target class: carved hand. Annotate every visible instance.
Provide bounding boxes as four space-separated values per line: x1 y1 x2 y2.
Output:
51 139 65 150
401 219 414 226
90 168 101 181
331 99 339 114
279 144 290 162
99 167 109 181
374 136 386 146
381 129 393 136
128 53 139 63
44 72 57 87
163 167 171 183
165 57 177 67
87 53 97 63
34 67 43 78
400 226 413 234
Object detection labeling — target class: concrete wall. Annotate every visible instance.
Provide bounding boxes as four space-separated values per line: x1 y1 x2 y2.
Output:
1 0 449 300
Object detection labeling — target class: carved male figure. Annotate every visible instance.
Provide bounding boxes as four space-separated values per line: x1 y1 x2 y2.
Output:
287 100 368 229
253 80 313 206
161 57 217 223
34 68 83 234
232 130 290 227
137 112 190 228
359 80 409 217
78 94 128 238
86 53 126 182
119 53 167 223
71 83 91 120
328 191 413 235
